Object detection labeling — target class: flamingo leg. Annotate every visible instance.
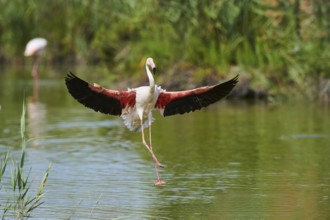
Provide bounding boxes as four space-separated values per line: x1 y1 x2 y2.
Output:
140 118 164 168
148 112 152 150
147 112 166 185
32 55 40 79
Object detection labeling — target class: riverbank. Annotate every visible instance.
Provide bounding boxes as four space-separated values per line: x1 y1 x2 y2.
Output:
3 60 329 105
127 64 330 104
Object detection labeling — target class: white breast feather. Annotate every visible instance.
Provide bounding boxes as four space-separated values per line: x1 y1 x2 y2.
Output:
121 85 163 132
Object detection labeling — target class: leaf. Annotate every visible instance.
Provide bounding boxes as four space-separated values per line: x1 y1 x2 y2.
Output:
0 152 8 181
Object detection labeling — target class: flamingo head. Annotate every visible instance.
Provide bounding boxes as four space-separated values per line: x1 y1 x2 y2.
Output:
146 57 156 74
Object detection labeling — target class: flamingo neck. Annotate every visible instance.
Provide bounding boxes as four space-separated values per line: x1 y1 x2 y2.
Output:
146 64 155 90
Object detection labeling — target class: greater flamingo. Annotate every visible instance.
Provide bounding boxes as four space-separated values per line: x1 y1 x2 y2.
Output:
65 58 238 185
24 38 47 78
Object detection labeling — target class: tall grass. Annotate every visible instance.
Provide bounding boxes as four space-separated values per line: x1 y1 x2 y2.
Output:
0 102 51 219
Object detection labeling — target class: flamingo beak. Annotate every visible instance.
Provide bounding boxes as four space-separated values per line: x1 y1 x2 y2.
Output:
152 67 156 75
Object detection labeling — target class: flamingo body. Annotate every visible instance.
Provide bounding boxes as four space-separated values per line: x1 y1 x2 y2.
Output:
24 38 47 56
65 58 238 185
122 85 162 131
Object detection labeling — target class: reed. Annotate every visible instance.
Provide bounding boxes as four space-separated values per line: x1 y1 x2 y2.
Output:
0 102 51 219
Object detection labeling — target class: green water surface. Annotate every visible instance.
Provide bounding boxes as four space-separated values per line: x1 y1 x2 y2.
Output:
0 67 329 219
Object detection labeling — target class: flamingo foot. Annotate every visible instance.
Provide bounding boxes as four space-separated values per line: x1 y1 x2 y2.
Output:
156 162 166 168
155 178 166 186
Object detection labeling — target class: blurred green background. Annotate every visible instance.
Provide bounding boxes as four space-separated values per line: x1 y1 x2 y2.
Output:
1 1 330 218
0 0 329 98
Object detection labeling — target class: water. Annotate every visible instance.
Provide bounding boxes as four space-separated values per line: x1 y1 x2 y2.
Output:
0 66 330 219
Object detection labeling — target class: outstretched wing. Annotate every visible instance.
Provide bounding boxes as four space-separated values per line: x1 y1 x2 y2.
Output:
155 75 238 116
65 72 135 116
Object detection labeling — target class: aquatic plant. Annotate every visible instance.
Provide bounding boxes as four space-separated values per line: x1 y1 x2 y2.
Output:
0 102 51 219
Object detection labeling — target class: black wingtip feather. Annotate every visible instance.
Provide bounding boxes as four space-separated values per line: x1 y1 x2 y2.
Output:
65 72 122 116
163 75 239 116
65 72 76 81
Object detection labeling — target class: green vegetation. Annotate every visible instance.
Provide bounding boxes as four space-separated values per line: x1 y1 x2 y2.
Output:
0 0 329 94
0 102 51 219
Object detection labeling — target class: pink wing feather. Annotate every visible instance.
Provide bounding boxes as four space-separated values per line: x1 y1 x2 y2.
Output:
65 73 136 116
155 75 238 116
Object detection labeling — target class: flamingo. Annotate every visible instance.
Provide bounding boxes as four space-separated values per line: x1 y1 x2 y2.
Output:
24 38 47 78
65 58 238 185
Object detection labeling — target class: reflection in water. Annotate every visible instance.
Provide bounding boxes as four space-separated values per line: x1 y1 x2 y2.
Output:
0 69 330 219
27 77 47 146
280 134 329 140
27 98 46 145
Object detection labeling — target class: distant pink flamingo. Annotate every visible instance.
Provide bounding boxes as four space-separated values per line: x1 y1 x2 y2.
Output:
24 38 47 79
65 58 238 185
